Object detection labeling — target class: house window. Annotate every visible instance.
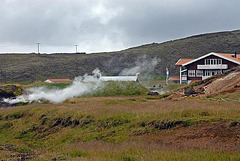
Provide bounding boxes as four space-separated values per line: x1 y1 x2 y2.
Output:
211 70 216 76
196 70 203 77
211 59 214 65
182 71 187 76
217 59 222 65
188 70 195 77
205 59 210 65
216 70 222 74
205 70 211 76
205 59 222 65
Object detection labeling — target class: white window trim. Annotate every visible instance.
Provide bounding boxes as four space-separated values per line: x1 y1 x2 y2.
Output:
205 59 223 65
205 70 211 76
188 70 195 77
217 59 222 65
196 70 203 77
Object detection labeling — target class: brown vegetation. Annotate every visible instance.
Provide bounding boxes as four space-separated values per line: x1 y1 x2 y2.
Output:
0 93 240 160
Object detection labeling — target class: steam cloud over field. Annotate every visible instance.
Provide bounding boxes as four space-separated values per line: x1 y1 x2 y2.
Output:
4 69 103 104
119 55 160 76
3 56 160 104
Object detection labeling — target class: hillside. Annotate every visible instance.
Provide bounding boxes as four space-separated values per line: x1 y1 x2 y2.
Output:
166 66 240 100
1 30 240 83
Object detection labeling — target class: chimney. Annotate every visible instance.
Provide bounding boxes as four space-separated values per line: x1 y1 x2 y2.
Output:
231 52 237 58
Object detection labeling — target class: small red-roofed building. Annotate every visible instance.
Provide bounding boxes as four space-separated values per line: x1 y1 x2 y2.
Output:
44 79 71 83
168 77 180 83
175 52 240 84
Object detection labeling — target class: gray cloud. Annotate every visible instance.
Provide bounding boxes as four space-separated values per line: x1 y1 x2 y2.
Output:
0 0 240 53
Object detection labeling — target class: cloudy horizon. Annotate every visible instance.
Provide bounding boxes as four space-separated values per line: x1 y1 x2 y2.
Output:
0 0 240 53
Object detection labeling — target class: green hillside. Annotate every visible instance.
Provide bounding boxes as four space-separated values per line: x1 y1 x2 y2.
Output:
1 30 240 83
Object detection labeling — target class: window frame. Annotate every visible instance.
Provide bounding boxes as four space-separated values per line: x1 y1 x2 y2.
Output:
205 59 222 65
188 70 195 77
217 59 222 65
196 70 203 77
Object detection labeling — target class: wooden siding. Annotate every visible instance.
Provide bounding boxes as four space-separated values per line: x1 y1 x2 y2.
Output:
185 55 239 80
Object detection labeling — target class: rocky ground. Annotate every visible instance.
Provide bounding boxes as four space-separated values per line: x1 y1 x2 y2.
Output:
168 66 240 100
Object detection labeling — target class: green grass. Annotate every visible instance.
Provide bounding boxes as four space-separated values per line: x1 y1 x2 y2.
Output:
83 81 149 97
0 94 240 160
18 81 149 98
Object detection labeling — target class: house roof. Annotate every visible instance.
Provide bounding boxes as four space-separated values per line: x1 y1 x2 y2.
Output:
169 77 180 81
181 52 240 66
175 59 194 66
47 79 71 82
216 53 240 63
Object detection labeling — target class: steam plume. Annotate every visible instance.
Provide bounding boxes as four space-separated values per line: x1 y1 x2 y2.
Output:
119 55 159 76
4 69 103 104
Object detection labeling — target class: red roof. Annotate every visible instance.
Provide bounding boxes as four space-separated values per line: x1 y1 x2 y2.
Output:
169 77 180 81
175 59 194 66
48 79 71 82
176 52 240 66
216 53 240 63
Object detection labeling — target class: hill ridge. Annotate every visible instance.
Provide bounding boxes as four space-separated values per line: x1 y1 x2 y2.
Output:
1 29 240 83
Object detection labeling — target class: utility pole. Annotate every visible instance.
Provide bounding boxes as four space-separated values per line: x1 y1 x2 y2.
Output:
75 45 78 53
37 43 40 54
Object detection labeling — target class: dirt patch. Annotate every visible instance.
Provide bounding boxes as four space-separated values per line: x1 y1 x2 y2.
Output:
168 67 240 99
204 71 240 96
0 144 37 160
136 121 240 152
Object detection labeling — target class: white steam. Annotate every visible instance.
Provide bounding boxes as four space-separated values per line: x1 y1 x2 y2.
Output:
4 69 103 104
3 56 160 105
119 55 159 76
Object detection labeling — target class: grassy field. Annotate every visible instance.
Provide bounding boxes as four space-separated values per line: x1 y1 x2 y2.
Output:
0 89 240 160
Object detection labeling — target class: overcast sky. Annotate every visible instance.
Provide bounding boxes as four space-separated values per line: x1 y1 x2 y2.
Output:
0 0 240 53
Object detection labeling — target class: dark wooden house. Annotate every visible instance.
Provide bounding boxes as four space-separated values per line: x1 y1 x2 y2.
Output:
175 52 240 84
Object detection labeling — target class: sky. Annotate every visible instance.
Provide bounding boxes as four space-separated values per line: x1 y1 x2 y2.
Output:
0 0 240 53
